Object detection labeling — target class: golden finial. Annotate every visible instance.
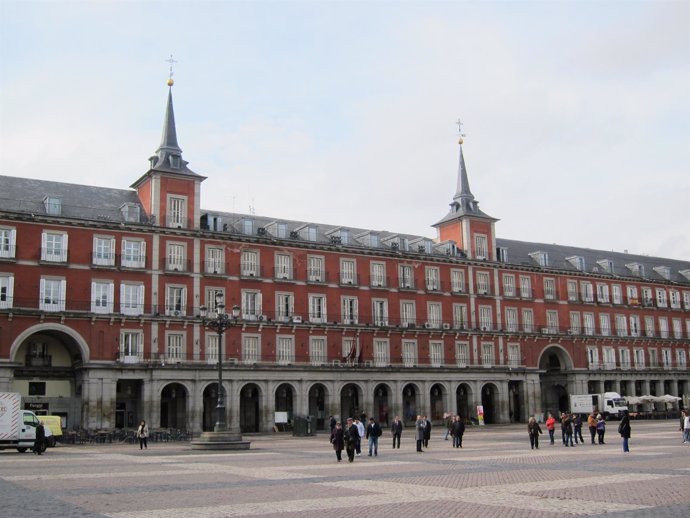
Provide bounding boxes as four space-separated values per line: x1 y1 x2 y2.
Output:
456 118 465 144
165 54 177 87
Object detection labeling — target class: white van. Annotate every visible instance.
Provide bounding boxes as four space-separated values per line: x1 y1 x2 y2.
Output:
0 393 53 452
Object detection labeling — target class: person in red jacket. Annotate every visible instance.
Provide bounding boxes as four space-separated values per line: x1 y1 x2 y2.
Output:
545 413 556 445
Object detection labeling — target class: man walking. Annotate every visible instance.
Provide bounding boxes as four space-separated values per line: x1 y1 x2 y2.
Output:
343 418 359 462
415 415 424 452
451 415 465 448
366 417 382 456
391 415 403 448
354 417 365 456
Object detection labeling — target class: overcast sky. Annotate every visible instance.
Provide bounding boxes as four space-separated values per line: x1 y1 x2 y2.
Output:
1 0 688 261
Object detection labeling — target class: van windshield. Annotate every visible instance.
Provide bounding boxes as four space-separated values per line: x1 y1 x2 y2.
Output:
613 399 627 407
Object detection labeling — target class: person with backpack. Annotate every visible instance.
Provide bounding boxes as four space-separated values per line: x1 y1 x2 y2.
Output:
366 417 382 456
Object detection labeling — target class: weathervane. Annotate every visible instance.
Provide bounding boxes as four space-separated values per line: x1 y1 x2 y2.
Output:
165 54 178 86
456 118 466 143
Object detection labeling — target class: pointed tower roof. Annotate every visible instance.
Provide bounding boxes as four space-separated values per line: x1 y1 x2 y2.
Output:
433 137 496 227
132 78 204 187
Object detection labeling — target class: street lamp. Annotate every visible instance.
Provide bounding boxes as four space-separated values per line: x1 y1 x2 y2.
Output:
200 293 240 432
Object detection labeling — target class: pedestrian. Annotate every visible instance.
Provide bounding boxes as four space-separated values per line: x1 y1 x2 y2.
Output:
391 415 403 448
343 417 358 462
329 415 336 438
366 417 382 456
528 416 542 450
451 415 465 448
562 412 574 447
618 410 631 452
332 422 344 462
596 414 606 444
560 412 567 445
415 415 424 452
587 412 597 444
545 412 556 445
33 420 46 455
354 417 365 456
423 415 431 448
573 413 584 444
137 420 149 450
443 413 452 441
681 410 690 444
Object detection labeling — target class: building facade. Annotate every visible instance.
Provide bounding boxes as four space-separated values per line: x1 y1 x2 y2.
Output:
1 83 689 433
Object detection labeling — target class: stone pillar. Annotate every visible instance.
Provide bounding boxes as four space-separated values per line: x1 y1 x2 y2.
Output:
498 380 510 424
262 381 273 433
447 381 457 418
187 381 201 434
228 379 241 435
362 380 374 419
640 379 650 396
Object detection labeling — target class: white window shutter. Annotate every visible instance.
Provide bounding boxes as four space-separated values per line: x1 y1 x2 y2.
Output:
59 279 66 310
41 232 47 260
108 283 114 313
258 292 263 314
7 276 14 306
62 234 68 262
141 241 146 264
92 237 98 258
90 281 97 313
137 285 144 314
119 283 125 313
39 278 46 306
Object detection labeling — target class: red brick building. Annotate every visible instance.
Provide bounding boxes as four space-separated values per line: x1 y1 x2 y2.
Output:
1 82 688 433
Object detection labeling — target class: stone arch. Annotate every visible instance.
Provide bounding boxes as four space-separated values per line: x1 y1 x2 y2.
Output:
307 383 328 430
373 382 393 426
10 323 90 363
339 382 363 421
456 383 473 420
239 382 262 433
537 344 574 372
480 382 500 424
429 382 448 422
401 382 423 425
160 382 189 429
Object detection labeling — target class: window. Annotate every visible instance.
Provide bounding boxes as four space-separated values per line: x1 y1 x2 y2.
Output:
28 382 46 396
599 314 610 336
373 339 389 367
276 336 294 365
522 309 534 333
242 335 260 364
341 296 358 325
508 344 520 367
310 337 327 366
669 290 680 309
662 348 672 369
242 219 254 235
644 316 655 337
342 338 358 362
121 283 144 316
91 281 114 314
427 302 442 328
0 228 16 259
398 264 415 289
497 247 508 262
165 333 185 362
274 223 287 239
658 317 669 339
308 294 327 323
242 290 262 320
429 341 443 367
544 278 556 300
633 348 645 369
206 247 224 274
529 251 548 267
479 306 492 331
241 250 259 277
0 274 14 309
275 292 294 322
308 256 324 282
612 285 622 305
166 243 186 271
474 234 488 260
596 283 610 303
684 291 690 310
206 334 219 364
520 276 532 298
476 272 490 295
672 318 682 339
482 342 494 367
546 311 559 333
581 281 593 302
120 203 140 223
453 304 468 330
587 347 599 369
451 269 465 293
456 342 469 367
167 195 187 228
569 312 581 334
275 253 292 279
402 340 417 367
122 239 146 268
370 262 385 287
372 299 388 326
505 307 518 332
626 286 639 305
91 236 115 266
503 274 516 297
165 285 186 316
425 267 440 291
39 278 65 311
677 349 687 369
400 301 416 327
583 313 595 335
619 348 630 370
602 347 615 370
641 287 653 306
341 259 356 285
44 196 61 216
649 348 658 368
120 331 143 362
615 314 627 337
567 255 585 271
41 231 68 262
629 315 641 337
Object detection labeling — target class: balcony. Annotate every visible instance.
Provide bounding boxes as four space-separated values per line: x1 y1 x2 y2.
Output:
25 354 52 367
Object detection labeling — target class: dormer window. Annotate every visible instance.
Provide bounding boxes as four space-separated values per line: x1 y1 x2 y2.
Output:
596 259 614 274
529 251 548 267
653 266 670 280
567 256 585 271
306 226 318 242
43 196 61 216
497 247 508 263
474 235 488 260
276 223 287 239
120 203 140 223
679 269 690 282
340 229 349 245
242 219 254 235
370 234 379 247
167 196 187 228
169 155 181 169
626 262 645 277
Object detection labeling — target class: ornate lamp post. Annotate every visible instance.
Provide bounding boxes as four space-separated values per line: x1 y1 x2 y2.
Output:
199 293 240 432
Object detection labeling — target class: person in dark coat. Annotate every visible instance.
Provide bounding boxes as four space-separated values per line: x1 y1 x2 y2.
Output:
328 415 336 439
618 410 631 452
391 415 403 449
527 416 542 450
331 422 345 462
33 420 46 455
423 415 431 448
451 415 466 448
415 415 425 452
343 418 359 462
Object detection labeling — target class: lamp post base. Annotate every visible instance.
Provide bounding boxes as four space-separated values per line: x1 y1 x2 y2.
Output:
190 431 251 451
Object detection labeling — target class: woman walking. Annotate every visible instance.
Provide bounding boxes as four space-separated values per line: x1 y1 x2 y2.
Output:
137 420 149 450
331 422 345 462
596 414 606 444
528 416 542 450
618 410 631 452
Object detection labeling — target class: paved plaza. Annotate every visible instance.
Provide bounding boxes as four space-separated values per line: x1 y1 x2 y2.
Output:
1 420 688 518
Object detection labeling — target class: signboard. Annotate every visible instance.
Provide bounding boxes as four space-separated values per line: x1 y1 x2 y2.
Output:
274 411 288 424
25 402 49 412
477 405 485 426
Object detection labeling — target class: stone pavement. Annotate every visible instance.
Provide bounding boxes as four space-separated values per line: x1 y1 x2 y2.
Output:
1 420 688 518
